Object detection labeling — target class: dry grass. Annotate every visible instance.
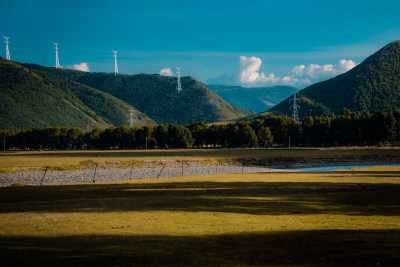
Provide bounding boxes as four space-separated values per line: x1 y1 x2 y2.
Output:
0 166 399 265
2 147 400 171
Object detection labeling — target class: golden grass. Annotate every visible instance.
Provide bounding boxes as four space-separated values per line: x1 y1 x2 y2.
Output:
2 147 400 171
0 166 399 265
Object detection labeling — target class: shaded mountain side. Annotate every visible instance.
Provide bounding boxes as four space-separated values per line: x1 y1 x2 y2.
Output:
208 85 297 113
247 40 400 120
0 59 154 130
23 64 248 124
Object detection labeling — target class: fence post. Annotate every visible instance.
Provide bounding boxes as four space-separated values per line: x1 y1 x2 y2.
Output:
129 162 134 180
39 167 49 186
92 163 98 183
158 163 167 178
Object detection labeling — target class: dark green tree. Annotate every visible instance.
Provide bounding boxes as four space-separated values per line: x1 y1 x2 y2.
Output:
257 126 273 147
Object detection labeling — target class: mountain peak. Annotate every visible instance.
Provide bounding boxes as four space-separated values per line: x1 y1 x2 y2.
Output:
387 40 400 46
248 41 400 120
366 40 400 64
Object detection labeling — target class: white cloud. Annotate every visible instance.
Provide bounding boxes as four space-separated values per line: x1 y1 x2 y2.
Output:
160 67 174 76
239 56 279 84
291 65 306 76
290 59 357 80
281 76 311 85
68 62 90 72
336 59 357 73
220 56 358 88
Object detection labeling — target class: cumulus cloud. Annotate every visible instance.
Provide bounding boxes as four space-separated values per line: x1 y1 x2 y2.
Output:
281 76 311 85
290 59 357 80
336 59 357 73
211 56 357 88
160 67 174 76
239 56 279 84
68 62 90 72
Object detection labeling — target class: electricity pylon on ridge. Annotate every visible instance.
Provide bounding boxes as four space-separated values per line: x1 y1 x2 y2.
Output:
289 92 300 122
113 51 118 76
3 37 10 60
176 67 182 93
53 43 60 68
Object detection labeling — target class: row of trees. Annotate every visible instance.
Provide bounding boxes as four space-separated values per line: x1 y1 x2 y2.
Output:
1 108 400 150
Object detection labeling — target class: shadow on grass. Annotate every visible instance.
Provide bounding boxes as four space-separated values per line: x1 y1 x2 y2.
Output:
0 170 399 216
0 230 399 266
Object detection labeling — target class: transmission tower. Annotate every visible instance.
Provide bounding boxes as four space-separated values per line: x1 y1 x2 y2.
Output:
176 67 182 93
3 37 10 60
128 110 134 128
113 50 118 76
53 43 60 68
289 92 300 122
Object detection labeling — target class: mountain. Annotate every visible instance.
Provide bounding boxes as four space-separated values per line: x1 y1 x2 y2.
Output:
207 85 298 113
0 58 155 130
245 40 400 121
21 64 248 125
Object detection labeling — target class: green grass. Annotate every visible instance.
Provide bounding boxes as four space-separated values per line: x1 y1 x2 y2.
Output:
0 166 399 266
2 147 400 171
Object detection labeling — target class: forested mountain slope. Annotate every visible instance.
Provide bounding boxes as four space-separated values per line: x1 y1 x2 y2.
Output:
246 40 400 120
23 64 248 124
0 59 154 129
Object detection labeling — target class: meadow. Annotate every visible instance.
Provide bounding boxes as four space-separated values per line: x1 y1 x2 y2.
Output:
0 166 399 266
2 147 400 171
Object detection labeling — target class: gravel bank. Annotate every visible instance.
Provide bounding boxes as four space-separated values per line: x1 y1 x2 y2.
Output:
0 164 286 187
2 156 399 187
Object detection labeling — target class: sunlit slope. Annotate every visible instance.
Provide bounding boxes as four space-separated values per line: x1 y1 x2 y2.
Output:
0 59 155 129
24 64 248 124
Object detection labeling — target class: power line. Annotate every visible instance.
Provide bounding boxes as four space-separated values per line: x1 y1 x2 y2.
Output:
53 43 60 68
3 37 10 60
113 50 118 76
176 67 182 93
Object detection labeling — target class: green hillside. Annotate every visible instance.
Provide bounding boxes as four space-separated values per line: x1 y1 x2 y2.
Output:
0 59 154 130
250 40 400 120
23 65 248 124
208 85 297 113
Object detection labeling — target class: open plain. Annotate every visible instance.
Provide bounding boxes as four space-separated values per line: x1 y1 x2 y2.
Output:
0 148 400 265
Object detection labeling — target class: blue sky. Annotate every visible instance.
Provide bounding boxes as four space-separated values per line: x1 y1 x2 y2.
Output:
3 0 400 88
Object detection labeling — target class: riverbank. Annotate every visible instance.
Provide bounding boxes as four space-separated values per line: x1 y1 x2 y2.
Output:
2 156 400 187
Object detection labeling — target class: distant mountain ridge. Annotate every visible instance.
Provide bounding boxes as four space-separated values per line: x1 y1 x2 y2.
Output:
244 40 400 121
207 85 298 113
22 64 248 125
0 58 154 130
0 59 248 129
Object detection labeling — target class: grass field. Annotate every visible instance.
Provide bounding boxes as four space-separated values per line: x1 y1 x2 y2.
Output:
0 166 399 266
2 147 400 171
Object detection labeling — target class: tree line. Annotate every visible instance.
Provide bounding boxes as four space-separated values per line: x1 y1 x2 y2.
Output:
1 108 400 150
